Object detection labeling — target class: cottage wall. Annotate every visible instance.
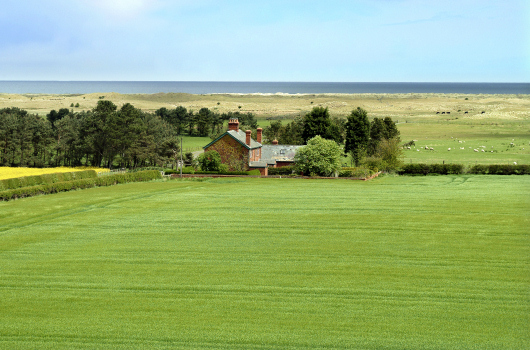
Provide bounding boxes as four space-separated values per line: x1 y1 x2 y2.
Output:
205 134 249 171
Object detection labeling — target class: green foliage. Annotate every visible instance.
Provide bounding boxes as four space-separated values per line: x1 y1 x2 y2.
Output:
0 170 161 201
373 137 404 171
267 165 294 175
263 118 305 145
197 150 222 171
0 170 97 191
344 107 370 166
468 164 529 175
398 163 465 175
302 107 342 144
338 167 373 178
294 136 342 176
360 156 383 173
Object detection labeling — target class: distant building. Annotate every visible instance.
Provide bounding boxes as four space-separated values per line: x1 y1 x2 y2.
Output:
203 118 302 175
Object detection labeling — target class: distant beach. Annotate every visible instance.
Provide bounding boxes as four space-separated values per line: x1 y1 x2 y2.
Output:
0 81 528 95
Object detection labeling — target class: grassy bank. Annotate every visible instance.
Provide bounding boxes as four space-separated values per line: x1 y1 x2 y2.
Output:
0 176 528 349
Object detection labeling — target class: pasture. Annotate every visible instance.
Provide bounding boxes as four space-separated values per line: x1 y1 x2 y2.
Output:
1 92 528 164
0 176 528 349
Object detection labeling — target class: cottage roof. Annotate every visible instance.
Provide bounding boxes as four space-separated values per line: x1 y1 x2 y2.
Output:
203 130 262 150
261 144 303 165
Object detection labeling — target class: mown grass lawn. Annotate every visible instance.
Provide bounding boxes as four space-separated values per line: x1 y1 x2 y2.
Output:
0 176 528 349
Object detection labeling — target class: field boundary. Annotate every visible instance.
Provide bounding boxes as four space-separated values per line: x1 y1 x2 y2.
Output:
170 171 382 181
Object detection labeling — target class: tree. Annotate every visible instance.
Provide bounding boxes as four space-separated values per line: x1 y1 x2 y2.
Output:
197 150 222 171
373 137 403 171
279 117 304 145
294 136 342 177
263 120 283 143
344 107 370 166
368 117 385 155
302 107 332 143
382 117 399 140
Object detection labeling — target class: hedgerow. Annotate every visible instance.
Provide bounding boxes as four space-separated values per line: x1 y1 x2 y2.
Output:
398 163 528 175
338 167 373 178
468 164 530 175
164 168 261 176
268 166 295 175
0 170 161 201
0 170 97 191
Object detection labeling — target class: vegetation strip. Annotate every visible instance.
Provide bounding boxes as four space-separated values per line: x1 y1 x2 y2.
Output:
0 170 161 201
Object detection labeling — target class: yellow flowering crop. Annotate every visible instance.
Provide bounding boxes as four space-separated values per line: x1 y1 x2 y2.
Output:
0 167 110 180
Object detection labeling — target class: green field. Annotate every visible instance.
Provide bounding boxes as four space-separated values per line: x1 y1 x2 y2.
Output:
1 176 528 349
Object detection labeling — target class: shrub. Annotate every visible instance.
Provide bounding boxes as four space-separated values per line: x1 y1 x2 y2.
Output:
197 150 222 171
398 163 465 175
339 167 373 178
468 164 529 175
268 166 295 175
361 157 383 173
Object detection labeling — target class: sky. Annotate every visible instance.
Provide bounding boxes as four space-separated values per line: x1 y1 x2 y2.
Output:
0 0 528 82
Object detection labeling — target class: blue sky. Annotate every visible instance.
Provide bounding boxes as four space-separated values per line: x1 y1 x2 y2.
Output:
1 0 528 82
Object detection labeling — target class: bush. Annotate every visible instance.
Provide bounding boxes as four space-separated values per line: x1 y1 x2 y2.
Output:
398 163 464 175
268 166 295 175
338 167 373 178
361 157 383 173
197 150 222 172
468 164 529 175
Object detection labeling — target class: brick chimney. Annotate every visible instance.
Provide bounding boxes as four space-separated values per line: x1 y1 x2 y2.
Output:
272 139 278 145
228 118 239 132
256 128 262 143
245 130 252 146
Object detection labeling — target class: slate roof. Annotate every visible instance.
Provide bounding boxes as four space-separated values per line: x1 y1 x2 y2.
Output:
203 130 262 150
261 144 304 165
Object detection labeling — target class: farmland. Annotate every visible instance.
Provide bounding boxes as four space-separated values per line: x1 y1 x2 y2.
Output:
0 176 528 349
1 92 529 165
0 167 109 180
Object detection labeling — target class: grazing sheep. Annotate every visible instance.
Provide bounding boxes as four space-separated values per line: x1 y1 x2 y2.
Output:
430 147 434 151
425 146 429 150
448 148 451 151
460 147 465 150
481 149 485 152
514 162 517 165
474 149 479 152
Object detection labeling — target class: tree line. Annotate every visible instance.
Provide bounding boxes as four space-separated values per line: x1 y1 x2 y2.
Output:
0 101 258 169
262 106 401 168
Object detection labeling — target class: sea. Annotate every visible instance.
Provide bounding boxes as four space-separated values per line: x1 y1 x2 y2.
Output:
0 81 528 95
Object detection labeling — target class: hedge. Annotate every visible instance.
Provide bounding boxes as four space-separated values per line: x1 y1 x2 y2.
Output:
0 170 161 201
0 170 97 191
339 167 374 178
268 166 295 176
398 163 464 175
164 168 261 176
398 163 528 175
468 164 530 175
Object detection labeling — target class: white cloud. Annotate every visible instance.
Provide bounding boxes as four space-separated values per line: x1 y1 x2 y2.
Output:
88 0 160 20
